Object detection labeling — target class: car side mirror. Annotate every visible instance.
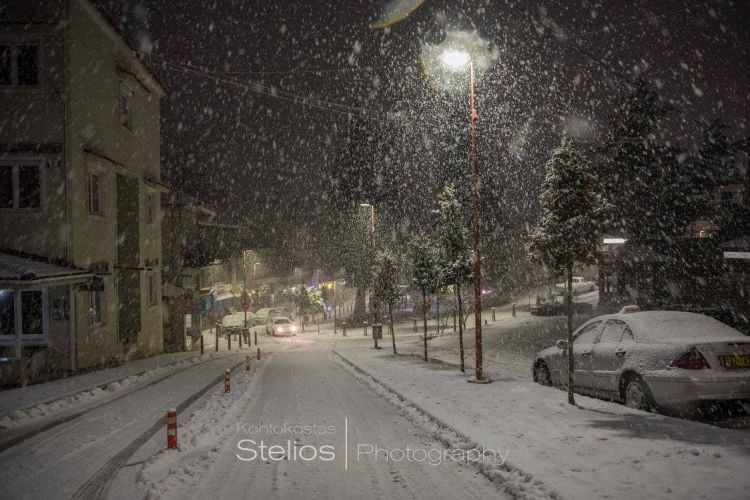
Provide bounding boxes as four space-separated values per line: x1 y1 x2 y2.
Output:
556 339 567 350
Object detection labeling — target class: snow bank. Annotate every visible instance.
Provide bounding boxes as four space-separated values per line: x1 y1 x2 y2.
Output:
137 354 269 499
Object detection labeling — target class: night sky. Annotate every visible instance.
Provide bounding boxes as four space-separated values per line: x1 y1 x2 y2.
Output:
102 0 749 254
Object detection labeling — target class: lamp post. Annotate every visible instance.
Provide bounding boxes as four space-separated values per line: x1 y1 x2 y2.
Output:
242 251 248 328
441 49 487 382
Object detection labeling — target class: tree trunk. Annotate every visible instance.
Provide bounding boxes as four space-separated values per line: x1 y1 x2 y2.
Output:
436 291 441 335
389 302 396 354
567 264 575 406
353 287 366 321
422 289 428 362
457 283 465 372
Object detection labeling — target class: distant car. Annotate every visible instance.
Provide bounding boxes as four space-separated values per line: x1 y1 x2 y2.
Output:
555 277 596 294
532 311 750 412
266 316 297 337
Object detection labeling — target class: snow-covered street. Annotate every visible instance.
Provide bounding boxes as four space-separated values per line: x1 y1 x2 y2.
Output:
137 346 508 499
1 334 749 499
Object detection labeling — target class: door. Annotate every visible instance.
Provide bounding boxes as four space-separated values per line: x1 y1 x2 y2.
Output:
590 320 632 394
564 321 601 389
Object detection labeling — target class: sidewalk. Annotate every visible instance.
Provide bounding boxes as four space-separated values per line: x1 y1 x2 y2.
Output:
333 347 750 500
0 324 275 429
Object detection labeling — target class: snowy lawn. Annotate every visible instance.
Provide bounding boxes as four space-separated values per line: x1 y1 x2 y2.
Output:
333 346 750 500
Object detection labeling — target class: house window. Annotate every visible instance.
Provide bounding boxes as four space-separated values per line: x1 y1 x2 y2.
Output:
0 290 14 336
146 191 156 224
0 289 48 343
0 43 39 88
21 290 43 335
120 89 133 130
89 171 103 215
90 289 105 327
147 272 157 307
0 161 42 211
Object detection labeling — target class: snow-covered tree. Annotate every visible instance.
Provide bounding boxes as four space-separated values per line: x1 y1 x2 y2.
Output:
436 184 473 372
410 232 441 362
372 250 402 354
528 136 608 405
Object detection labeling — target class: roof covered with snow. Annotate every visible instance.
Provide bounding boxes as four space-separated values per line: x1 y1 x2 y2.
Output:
607 311 745 342
0 253 91 283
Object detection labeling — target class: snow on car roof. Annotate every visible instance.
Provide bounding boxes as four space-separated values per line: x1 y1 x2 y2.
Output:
613 311 744 342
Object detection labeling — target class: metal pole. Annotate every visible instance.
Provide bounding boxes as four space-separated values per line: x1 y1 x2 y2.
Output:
469 61 484 382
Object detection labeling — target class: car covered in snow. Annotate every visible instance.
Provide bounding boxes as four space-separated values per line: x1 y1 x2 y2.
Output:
532 311 750 412
555 276 596 294
265 316 297 336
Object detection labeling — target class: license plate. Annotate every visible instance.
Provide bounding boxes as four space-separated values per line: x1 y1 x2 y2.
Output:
719 354 750 369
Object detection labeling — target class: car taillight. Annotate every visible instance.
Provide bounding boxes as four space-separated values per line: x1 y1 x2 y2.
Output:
671 347 711 370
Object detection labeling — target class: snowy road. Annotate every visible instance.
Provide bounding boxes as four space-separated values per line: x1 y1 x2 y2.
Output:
145 347 506 500
0 351 255 499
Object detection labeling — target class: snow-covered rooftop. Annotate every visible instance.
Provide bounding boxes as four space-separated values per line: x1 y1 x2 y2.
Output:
0 253 90 283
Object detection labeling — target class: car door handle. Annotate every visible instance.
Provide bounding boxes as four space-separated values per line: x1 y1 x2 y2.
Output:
615 350 626 357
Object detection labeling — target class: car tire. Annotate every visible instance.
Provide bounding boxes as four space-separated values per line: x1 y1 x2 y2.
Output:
534 361 552 386
622 374 656 412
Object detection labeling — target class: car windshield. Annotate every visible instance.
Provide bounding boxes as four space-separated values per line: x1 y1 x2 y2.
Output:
274 319 291 325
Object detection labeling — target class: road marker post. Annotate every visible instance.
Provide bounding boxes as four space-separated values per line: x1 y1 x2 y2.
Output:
245 355 251 371
224 368 231 393
200 335 204 355
257 347 261 360
167 408 177 449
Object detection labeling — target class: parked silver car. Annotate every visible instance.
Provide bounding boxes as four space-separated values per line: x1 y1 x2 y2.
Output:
532 311 750 411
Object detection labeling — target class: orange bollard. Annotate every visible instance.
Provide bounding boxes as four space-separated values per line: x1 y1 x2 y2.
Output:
257 347 261 360
167 408 177 449
224 368 231 393
245 355 251 371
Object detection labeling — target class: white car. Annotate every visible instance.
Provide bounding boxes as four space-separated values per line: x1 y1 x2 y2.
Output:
532 311 750 412
266 316 297 337
555 276 596 294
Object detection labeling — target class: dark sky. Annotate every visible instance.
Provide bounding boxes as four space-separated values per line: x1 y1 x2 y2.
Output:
103 0 749 250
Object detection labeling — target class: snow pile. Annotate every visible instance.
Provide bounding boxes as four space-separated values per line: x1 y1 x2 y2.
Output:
0 353 227 430
335 353 558 500
137 356 269 499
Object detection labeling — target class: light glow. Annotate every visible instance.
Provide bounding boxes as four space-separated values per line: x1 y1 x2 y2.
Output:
603 238 627 244
441 49 470 71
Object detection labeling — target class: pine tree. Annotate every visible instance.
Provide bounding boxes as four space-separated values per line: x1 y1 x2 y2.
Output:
528 136 608 405
372 251 402 354
410 232 440 362
436 184 473 372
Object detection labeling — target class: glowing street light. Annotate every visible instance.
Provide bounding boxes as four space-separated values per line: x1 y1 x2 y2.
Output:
440 49 470 71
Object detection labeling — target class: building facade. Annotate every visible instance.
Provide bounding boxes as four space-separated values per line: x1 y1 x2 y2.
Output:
0 0 166 384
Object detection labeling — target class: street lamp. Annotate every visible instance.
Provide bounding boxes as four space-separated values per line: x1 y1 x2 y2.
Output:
442 49 488 383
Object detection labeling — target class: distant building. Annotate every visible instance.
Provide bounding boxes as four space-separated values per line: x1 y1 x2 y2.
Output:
0 0 166 384
161 192 248 352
